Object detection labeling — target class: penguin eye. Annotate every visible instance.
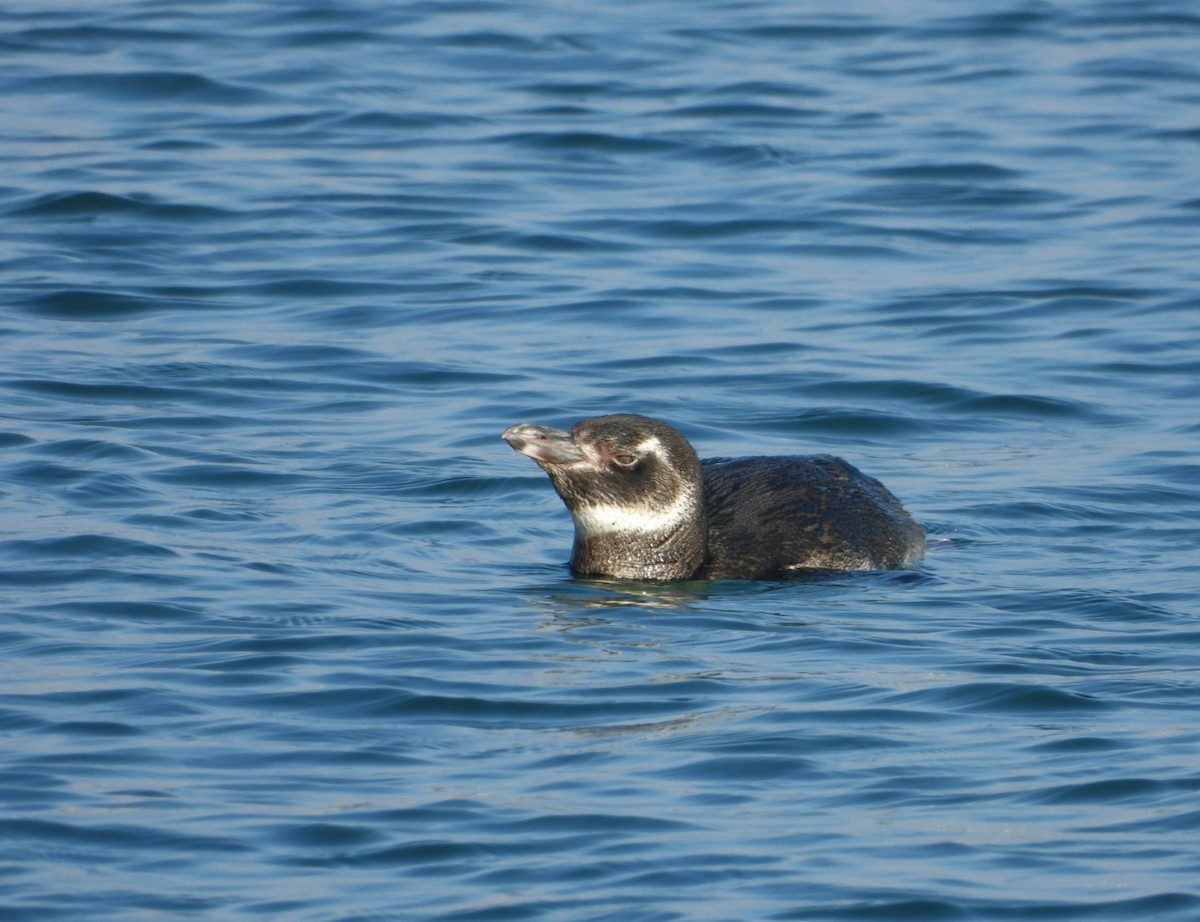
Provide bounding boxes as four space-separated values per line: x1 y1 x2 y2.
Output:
611 452 638 468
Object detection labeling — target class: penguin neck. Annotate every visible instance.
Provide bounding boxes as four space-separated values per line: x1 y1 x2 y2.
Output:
567 490 707 580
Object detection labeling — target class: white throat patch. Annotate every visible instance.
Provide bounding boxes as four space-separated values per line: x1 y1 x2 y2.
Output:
571 487 696 538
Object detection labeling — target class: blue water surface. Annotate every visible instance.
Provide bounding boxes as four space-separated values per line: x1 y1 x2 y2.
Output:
2 1 1199 920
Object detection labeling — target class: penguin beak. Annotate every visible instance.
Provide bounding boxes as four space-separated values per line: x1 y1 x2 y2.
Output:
503 423 586 466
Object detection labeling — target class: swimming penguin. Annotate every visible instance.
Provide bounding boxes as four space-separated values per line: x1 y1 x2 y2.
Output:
502 414 925 581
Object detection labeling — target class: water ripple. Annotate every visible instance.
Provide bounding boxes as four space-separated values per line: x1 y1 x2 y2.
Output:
1 1 1198 919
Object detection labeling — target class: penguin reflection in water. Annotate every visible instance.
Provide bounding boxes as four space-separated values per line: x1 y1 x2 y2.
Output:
503 414 924 581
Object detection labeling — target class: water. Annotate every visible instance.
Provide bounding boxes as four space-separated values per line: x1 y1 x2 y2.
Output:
2 1 1199 919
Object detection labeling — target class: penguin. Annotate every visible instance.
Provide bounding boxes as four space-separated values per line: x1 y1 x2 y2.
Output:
503 413 924 580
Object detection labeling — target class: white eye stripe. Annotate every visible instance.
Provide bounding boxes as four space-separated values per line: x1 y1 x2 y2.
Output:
634 436 662 455
571 489 695 537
